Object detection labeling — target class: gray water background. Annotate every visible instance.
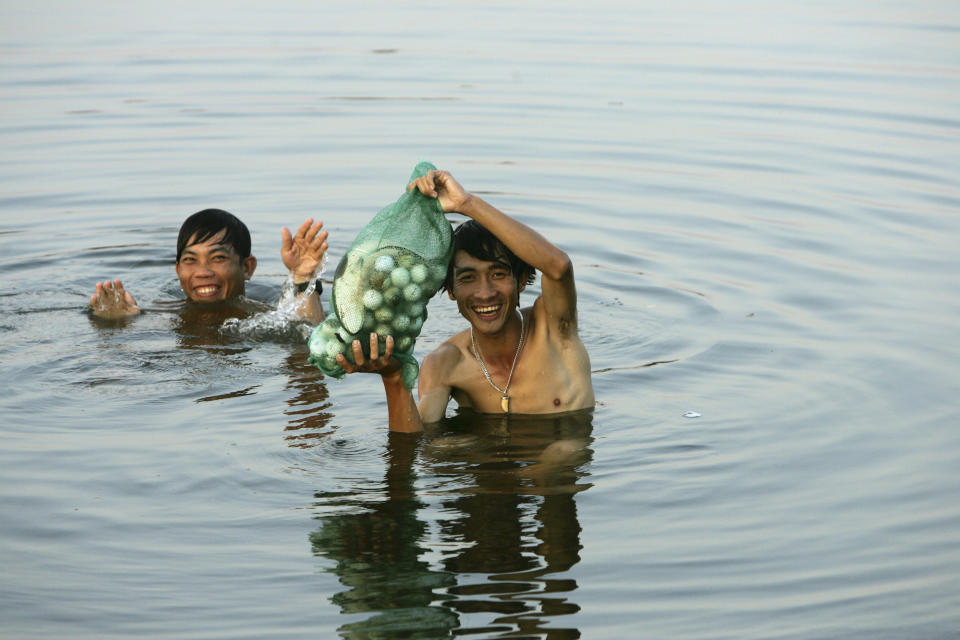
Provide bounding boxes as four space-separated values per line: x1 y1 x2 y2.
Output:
1 1 959 638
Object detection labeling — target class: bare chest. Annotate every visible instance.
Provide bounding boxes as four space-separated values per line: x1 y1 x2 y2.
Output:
452 338 592 414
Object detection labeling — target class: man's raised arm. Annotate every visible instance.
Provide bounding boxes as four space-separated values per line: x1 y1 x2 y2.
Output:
281 218 329 325
408 170 578 334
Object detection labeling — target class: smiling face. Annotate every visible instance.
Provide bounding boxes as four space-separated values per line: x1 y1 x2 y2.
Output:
448 250 525 335
175 229 257 303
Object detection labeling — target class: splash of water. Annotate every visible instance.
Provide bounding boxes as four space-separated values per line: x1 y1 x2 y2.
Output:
220 258 327 342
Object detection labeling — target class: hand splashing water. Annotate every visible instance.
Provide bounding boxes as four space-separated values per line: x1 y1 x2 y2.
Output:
220 254 328 342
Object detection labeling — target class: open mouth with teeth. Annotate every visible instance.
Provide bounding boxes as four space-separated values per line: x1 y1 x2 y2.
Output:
472 303 502 321
192 285 221 299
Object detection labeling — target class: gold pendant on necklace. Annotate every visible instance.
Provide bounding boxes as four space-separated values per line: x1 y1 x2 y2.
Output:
501 395 510 412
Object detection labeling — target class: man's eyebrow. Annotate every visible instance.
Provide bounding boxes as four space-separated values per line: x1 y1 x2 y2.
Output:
454 261 511 276
484 260 512 272
183 242 232 255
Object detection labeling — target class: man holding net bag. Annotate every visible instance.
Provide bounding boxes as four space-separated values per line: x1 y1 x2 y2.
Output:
334 168 594 432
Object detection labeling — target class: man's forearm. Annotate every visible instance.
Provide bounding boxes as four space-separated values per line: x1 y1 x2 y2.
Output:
293 290 325 325
459 195 572 281
382 373 424 433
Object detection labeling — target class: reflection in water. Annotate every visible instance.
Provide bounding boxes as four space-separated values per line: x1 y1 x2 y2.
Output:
84 296 269 397
170 300 337 444
122 292 312 350
310 433 459 638
168 297 269 352
91 296 337 443
280 350 335 447
310 410 594 638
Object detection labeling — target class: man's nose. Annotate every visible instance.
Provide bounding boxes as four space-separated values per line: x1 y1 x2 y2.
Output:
477 276 495 297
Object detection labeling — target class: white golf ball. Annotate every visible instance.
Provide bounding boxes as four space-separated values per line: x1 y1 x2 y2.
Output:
362 289 383 310
392 314 411 333
429 264 447 285
390 267 411 288
404 301 425 318
374 324 392 341
402 283 422 302
309 336 325 358
320 318 339 337
410 263 428 284
325 339 345 357
374 255 396 273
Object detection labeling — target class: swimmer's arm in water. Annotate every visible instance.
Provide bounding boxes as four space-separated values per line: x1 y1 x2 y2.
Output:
336 333 452 433
281 218 329 325
89 279 140 319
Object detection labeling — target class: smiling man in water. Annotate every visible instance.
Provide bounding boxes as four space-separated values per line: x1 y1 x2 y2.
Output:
90 208 328 324
337 170 595 432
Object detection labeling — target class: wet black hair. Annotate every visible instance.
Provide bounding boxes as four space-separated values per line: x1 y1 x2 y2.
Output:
443 220 535 292
176 209 251 262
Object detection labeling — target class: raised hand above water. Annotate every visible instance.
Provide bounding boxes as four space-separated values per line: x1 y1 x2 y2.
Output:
89 279 140 319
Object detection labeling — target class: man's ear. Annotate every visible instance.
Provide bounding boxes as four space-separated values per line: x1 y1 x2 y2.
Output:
447 288 456 300
243 255 257 280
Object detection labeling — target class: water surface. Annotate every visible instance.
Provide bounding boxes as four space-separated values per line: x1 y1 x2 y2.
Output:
2 2 959 638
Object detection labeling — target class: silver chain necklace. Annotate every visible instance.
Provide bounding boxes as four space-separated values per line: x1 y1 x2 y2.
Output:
471 310 526 413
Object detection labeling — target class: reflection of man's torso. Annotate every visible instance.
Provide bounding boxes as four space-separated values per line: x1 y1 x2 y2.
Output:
309 409 595 637
424 408 594 478
425 409 594 625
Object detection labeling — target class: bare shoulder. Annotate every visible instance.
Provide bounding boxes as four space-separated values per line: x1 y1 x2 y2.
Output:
417 331 472 417
420 331 469 384
530 295 580 342
527 300 592 377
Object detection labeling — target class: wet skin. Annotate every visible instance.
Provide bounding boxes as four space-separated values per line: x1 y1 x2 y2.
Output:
448 250 525 339
175 230 257 303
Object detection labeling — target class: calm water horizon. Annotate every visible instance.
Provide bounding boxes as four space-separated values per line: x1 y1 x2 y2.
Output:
2 2 959 638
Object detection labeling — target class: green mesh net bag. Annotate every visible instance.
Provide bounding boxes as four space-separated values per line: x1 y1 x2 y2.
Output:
308 161 453 388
